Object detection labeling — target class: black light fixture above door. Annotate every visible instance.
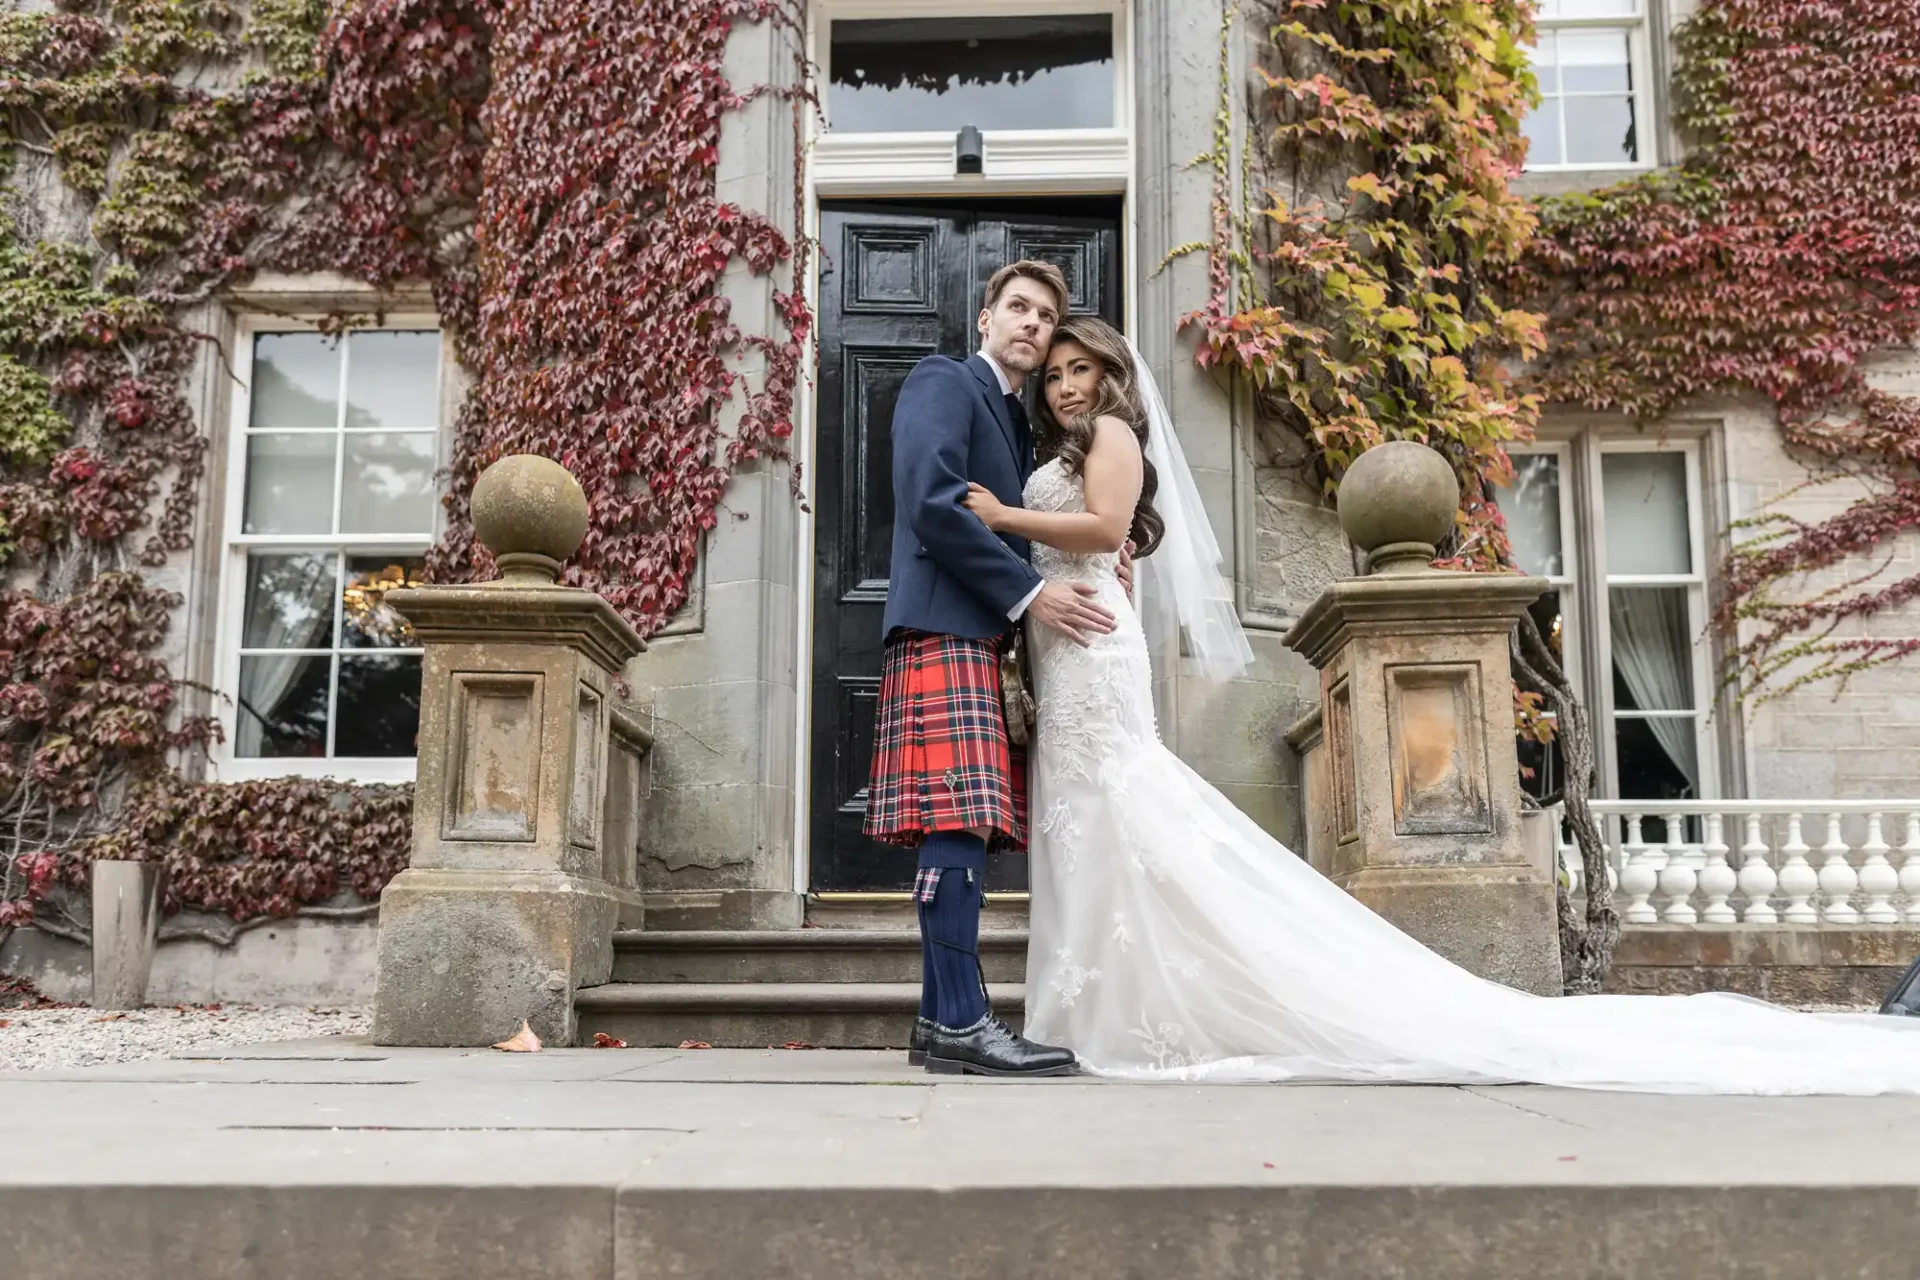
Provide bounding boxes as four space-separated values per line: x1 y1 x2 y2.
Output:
956 125 983 175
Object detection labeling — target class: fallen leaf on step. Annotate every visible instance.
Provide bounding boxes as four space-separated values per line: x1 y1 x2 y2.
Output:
492 1020 543 1053
1263 1162 1275 1169
92 1013 127 1022
1558 1155 1577 1162
678 1039 712 1050
0 1019 9 1028
776 1041 817 1051
591 1032 626 1048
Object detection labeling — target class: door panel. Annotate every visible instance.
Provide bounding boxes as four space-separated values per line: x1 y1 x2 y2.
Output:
809 198 1124 894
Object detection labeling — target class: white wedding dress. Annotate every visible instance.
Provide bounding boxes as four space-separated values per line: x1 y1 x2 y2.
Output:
1019 458 1920 1094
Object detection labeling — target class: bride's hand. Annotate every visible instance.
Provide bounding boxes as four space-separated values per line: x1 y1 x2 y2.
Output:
964 483 1008 531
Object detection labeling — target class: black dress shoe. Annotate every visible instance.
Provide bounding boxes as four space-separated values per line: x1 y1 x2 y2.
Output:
907 1016 934 1065
924 1015 1077 1077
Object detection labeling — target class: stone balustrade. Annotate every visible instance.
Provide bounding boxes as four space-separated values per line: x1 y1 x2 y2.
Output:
1551 801 1920 929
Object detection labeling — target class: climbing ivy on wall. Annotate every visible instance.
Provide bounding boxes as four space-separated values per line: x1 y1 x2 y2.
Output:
1513 0 1920 706
1186 0 1546 568
0 0 806 940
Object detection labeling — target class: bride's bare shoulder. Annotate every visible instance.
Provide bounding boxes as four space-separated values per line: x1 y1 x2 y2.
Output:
1090 414 1141 453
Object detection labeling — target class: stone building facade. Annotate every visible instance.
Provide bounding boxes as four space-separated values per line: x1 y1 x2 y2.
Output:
52 0 1915 971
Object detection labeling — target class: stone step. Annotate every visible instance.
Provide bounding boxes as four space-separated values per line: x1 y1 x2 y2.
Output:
574 981 1026 1049
610 928 1030 985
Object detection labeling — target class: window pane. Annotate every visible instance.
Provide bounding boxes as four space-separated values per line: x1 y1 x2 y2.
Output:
829 16 1114 133
343 556 426 649
1609 586 1694 712
1539 0 1638 18
1557 31 1633 92
1502 454 1564 577
345 331 440 433
243 433 336 535
1565 95 1637 166
242 552 337 650
250 333 340 431
1602 451 1691 574
335 654 423 757
1522 99 1564 166
236 652 330 758
1614 715 1699 802
340 432 436 534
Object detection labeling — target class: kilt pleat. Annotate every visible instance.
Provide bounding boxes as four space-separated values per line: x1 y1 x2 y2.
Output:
864 631 1027 852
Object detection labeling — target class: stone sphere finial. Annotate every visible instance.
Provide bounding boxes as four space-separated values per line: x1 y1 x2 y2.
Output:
470 455 589 586
1337 440 1461 575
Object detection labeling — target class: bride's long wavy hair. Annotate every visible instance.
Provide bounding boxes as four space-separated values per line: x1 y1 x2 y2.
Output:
1031 315 1165 557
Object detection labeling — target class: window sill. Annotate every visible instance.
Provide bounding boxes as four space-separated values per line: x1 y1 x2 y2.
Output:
207 756 419 787
1513 166 1660 199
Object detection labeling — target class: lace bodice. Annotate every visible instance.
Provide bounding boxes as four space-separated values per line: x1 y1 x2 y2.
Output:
1023 459 1121 588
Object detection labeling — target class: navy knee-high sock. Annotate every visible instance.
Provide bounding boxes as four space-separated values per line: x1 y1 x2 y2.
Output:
917 926 935 1023
917 833 989 1030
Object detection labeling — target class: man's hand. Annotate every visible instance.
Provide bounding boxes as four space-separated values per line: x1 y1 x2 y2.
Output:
1028 580 1116 647
1117 541 1136 601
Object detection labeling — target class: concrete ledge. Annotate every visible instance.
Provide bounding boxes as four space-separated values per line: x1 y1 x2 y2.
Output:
615 1185 1920 1280
0 916 377 1006
10 1046 1920 1279
1607 925 1920 1004
8 1184 1920 1280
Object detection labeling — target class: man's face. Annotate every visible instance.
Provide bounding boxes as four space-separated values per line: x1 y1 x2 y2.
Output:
977 276 1061 380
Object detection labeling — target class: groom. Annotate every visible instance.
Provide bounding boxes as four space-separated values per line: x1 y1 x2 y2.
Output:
865 259 1116 1077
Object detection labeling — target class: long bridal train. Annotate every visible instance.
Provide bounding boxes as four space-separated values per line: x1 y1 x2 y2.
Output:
1017 455 1920 1096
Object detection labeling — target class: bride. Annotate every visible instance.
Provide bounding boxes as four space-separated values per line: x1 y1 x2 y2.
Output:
962 315 1920 1095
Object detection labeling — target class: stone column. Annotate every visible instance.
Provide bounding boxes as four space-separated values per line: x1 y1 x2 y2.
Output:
1284 442 1561 995
372 456 647 1047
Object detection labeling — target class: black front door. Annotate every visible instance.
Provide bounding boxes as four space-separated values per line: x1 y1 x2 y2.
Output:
808 197 1124 894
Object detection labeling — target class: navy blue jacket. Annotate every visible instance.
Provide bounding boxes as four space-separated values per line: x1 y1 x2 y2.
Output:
882 353 1043 640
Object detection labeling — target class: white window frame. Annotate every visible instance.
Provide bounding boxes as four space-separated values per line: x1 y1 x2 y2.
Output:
1594 435 1715 802
1506 433 1716 801
1524 0 1658 174
809 0 1132 195
210 314 447 784
1507 440 1584 730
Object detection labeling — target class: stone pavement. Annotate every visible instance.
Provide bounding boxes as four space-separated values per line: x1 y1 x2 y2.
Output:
4 1040 1920 1280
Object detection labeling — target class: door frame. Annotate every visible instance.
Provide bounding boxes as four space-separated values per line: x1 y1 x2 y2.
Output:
791 0 1139 897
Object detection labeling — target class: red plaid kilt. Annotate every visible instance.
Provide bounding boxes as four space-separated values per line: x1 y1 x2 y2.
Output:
864 631 1027 853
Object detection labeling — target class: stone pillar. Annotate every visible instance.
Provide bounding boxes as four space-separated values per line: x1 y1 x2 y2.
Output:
1284 442 1561 995
372 456 647 1047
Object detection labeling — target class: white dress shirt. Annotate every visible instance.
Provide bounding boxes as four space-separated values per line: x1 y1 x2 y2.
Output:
977 349 1045 622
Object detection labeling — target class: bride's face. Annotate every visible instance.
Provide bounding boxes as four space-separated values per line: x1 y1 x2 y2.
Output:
1042 341 1102 422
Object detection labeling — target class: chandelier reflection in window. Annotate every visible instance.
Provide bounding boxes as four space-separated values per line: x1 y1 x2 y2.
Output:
342 560 426 648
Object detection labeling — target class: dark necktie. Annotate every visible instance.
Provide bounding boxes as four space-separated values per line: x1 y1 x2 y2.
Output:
1005 392 1030 445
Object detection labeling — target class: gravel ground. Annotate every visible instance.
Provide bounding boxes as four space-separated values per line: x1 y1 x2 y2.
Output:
0 1004 370 1071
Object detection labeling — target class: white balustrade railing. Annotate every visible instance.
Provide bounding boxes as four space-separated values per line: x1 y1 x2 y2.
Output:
1549 801 1920 928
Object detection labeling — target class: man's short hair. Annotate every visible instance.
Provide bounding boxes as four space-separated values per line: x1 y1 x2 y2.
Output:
984 259 1069 318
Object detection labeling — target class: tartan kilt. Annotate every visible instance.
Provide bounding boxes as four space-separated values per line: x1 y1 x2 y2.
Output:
864 630 1028 853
